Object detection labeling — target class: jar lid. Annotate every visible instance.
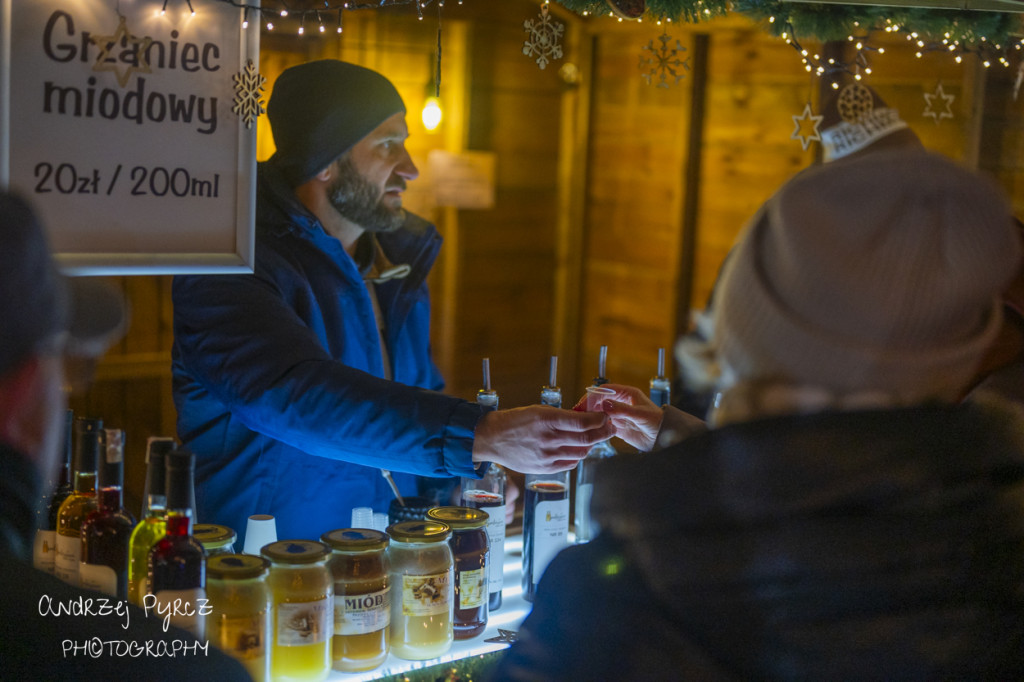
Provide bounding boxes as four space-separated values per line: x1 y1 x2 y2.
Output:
194 523 237 549
207 553 270 580
426 506 488 530
321 528 390 552
387 520 452 543
260 540 330 564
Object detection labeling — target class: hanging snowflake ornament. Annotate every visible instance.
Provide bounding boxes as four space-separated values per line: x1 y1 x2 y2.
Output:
232 59 266 130
923 83 955 124
791 103 823 151
523 3 565 70
639 33 690 88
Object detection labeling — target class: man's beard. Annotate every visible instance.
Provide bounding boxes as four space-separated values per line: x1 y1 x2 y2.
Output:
327 155 406 233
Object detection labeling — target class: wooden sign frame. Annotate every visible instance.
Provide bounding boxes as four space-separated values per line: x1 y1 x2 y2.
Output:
0 0 259 274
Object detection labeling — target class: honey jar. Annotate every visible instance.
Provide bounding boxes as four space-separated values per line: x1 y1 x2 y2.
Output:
194 523 237 557
426 507 489 639
206 554 271 682
261 540 333 682
386 520 453 660
321 528 391 672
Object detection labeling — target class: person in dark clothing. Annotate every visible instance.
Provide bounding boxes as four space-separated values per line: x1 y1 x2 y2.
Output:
172 60 609 542
495 149 1024 680
0 191 253 680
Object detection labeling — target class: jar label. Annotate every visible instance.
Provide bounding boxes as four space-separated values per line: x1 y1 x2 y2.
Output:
531 498 569 586
335 587 390 635
153 588 207 640
79 562 117 597
479 503 506 592
400 572 451 617
54 533 81 585
275 598 330 647
458 567 485 609
215 613 267 660
33 529 57 574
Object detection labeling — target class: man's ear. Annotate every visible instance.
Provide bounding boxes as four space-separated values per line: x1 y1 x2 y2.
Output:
0 355 44 449
313 163 333 183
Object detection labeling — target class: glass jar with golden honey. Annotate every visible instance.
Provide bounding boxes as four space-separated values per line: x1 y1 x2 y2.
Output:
206 554 271 682
426 507 489 639
261 540 333 682
320 528 391 672
194 523 237 557
386 520 453 660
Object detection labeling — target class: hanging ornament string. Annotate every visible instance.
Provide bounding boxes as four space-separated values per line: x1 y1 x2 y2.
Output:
435 2 443 98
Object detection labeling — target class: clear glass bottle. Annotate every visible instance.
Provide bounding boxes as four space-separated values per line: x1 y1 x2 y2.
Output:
80 429 135 598
262 540 333 682
148 447 206 640
575 346 616 544
33 409 73 574
321 528 391 673
55 417 102 586
207 553 272 682
459 358 506 612
128 437 174 605
386 520 454 660
426 507 489 639
650 347 672 407
195 523 237 557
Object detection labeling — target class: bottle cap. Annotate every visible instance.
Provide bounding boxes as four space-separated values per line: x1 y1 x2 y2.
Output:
164 447 195 511
261 540 330 564
321 528 389 552
98 429 124 488
207 554 270 580
387 520 451 543
72 417 103 473
426 506 488 530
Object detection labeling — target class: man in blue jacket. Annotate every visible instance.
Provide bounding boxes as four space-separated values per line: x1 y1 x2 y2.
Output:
172 60 610 543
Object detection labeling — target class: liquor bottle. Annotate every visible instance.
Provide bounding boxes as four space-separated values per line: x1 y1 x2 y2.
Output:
148 446 206 639
649 347 672 407
127 437 175 605
33 410 73 574
575 346 617 544
522 358 569 603
80 429 136 598
460 358 506 611
55 417 102 586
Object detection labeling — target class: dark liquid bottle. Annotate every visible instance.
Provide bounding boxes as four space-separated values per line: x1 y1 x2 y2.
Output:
80 429 136 598
149 447 206 639
33 410 74 574
521 477 569 603
427 507 489 639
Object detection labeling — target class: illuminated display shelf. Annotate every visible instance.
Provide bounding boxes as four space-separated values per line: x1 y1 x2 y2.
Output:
329 535 533 681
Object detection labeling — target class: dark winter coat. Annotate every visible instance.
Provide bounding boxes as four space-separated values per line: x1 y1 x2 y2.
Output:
494 399 1024 681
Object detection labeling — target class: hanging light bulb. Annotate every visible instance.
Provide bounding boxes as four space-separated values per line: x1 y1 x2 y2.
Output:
421 96 442 131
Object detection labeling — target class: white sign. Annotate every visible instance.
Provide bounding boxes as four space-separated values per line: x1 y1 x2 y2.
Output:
0 0 259 274
428 149 496 210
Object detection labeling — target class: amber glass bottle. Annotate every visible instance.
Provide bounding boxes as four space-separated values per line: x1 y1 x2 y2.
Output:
55 417 102 586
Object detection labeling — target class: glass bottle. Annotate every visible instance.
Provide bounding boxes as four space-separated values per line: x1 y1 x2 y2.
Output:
207 553 272 682
148 447 206 639
33 409 73 574
55 417 102 586
195 524 237 557
80 429 135 598
650 347 672 407
128 437 174 605
460 357 506 611
321 528 390 673
426 507 489 639
262 540 333 682
386 520 454 660
575 346 616 544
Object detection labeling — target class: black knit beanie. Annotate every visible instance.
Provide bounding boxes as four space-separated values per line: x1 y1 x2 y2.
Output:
267 60 406 186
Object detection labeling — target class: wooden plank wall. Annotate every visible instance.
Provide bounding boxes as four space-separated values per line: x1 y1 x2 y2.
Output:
67 4 1024 514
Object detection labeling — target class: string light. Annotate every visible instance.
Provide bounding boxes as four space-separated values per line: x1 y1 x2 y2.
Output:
185 0 195 16
242 7 249 28
160 0 168 16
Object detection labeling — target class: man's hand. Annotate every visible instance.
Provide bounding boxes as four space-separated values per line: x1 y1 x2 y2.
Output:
572 383 664 451
471 405 613 473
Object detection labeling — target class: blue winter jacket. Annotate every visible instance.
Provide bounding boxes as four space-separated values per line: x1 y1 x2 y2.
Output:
171 160 484 543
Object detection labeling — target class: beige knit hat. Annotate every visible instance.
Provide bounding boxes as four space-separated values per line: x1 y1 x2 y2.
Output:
713 148 1022 403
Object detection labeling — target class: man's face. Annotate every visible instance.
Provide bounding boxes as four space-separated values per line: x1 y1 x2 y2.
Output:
327 112 418 233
